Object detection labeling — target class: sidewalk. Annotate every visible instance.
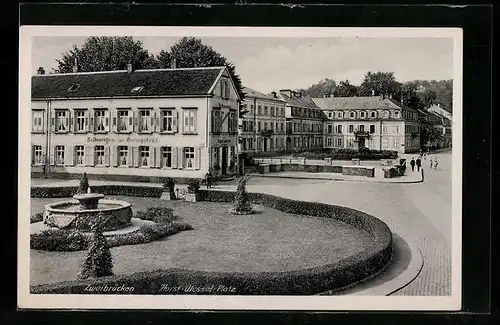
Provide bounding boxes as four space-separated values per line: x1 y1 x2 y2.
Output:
248 169 423 183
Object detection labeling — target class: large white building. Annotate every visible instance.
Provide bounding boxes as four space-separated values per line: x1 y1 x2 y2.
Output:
30 65 240 182
239 87 287 156
312 95 421 154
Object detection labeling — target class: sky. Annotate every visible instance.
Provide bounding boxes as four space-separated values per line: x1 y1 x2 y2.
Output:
32 36 454 94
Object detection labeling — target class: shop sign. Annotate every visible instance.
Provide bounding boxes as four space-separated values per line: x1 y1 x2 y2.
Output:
86 136 159 144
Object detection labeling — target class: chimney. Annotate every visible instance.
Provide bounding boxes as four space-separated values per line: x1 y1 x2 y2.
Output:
271 91 277 98
37 67 45 75
437 103 440 108
171 58 177 69
389 94 392 99
127 63 133 73
280 89 293 97
72 57 78 73
371 89 375 96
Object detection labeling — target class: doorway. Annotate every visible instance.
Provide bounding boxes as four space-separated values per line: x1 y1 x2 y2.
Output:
221 146 228 175
263 138 268 152
358 138 366 149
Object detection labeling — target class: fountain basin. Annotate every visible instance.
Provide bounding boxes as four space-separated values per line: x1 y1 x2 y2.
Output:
43 199 133 232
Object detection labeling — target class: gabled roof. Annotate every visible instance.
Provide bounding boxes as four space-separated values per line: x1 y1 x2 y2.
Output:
242 87 286 102
31 67 226 99
280 92 321 110
312 96 402 111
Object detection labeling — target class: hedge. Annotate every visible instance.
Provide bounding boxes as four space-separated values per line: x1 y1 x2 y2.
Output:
30 188 392 295
296 148 398 161
31 185 163 198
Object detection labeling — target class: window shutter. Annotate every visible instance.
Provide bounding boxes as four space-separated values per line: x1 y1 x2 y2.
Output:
134 146 140 167
31 145 35 165
133 111 138 132
104 146 110 166
150 147 156 168
89 112 94 133
195 147 201 170
67 112 71 132
105 110 110 132
128 115 133 131
173 111 178 133
112 146 118 167
89 146 95 166
112 111 117 132
41 145 46 166
172 146 178 168
156 146 162 168
65 145 73 166
151 112 156 133
50 147 55 166
178 147 184 169
50 117 55 132
128 146 135 168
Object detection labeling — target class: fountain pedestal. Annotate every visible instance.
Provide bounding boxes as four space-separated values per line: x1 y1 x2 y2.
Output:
73 193 105 210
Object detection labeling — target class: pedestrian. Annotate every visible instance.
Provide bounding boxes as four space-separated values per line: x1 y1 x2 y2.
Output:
416 156 422 172
434 159 439 170
410 157 415 172
430 159 433 169
205 170 213 189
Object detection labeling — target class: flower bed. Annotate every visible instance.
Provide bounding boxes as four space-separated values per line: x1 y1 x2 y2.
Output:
30 207 193 251
296 148 398 160
30 187 392 295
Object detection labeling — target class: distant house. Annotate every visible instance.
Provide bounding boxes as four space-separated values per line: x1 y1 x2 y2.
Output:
239 87 287 156
278 90 325 152
31 64 240 181
312 95 421 153
425 106 452 149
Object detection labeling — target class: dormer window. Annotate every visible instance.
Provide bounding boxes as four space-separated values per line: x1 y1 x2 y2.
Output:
67 84 80 92
350 111 355 118
371 111 376 118
131 86 144 93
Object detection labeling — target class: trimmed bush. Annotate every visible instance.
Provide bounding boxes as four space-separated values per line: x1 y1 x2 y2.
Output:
134 207 177 224
78 222 113 279
31 185 163 198
230 174 253 215
30 229 89 251
77 173 89 194
31 211 44 224
187 179 201 194
297 148 398 161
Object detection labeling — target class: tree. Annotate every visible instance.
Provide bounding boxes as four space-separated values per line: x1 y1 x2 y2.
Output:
359 71 401 97
298 78 336 98
54 36 156 73
153 37 245 100
78 219 113 279
399 82 424 110
230 174 253 215
421 89 437 108
419 115 444 148
334 80 359 97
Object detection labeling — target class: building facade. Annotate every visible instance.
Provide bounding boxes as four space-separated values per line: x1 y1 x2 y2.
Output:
31 66 240 182
427 103 452 148
278 90 325 152
312 96 421 154
239 87 287 156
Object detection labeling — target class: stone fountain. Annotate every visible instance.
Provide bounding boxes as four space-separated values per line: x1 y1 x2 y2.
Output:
43 189 132 232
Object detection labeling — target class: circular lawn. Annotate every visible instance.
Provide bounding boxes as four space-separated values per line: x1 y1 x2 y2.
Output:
30 196 374 286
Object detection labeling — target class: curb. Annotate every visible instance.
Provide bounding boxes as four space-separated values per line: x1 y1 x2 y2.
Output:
318 234 423 296
249 173 423 184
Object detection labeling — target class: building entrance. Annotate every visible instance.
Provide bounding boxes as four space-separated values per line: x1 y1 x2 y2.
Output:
221 146 228 174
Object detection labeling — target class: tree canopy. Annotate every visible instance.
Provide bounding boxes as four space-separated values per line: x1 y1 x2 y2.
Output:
54 36 156 73
359 71 401 97
297 78 336 98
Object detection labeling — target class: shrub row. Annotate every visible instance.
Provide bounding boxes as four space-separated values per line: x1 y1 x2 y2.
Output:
31 185 163 198
296 148 398 160
31 188 392 295
30 207 192 251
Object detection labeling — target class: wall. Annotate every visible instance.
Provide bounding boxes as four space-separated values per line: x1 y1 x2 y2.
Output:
342 166 375 177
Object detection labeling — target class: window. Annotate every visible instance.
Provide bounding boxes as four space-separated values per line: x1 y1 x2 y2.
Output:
161 146 172 168
336 125 342 134
117 109 130 132
371 111 376 118
328 125 333 134
94 109 108 132
264 106 268 115
280 122 284 132
138 109 152 132
350 112 355 118
248 138 253 149
369 138 375 149
275 122 278 132
258 106 262 115
336 138 343 147
221 79 230 99
55 145 65 165
94 146 105 165
119 146 128 166
228 111 236 134
394 138 400 148
394 111 400 118
33 145 43 165
183 109 197 134
55 110 68 132
327 137 332 147
360 111 366 118
271 107 275 116
370 125 376 134
281 107 284 116
382 138 388 149
348 139 354 147
75 145 85 165
32 110 44 132
359 125 365 132
328 112 333 119
382 125 387 134
349 125 354 133
258 122 261 131
139 146 149 167
212 110 221 133
74 110 86 132
184 147 195 169
396 125 400 133
131 86 144 93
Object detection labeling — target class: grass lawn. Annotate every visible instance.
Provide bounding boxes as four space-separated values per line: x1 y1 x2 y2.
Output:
30 196 373 285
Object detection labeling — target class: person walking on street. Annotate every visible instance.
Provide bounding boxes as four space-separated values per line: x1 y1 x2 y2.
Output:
430 159 433 169
416 157 422 172
434 159 439 170
205 169 213 189
410 157 416 172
